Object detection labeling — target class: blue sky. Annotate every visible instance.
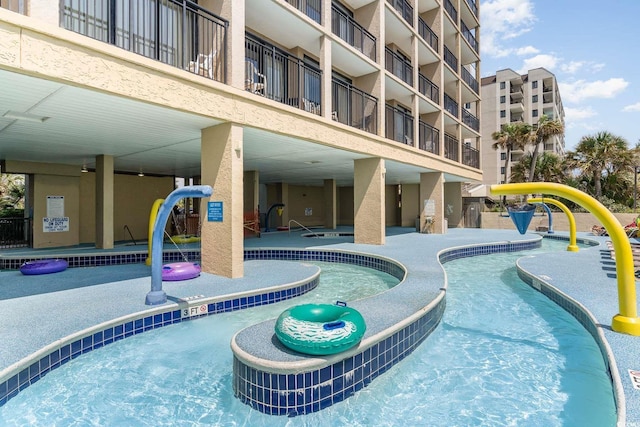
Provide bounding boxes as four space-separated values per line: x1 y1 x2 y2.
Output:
479 0 640 151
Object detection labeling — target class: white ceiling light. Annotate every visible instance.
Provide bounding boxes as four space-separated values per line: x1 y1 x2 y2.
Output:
3 111 50 123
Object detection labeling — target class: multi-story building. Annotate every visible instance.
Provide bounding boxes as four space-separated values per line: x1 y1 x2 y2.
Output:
480 67 565 188
0 0 480 277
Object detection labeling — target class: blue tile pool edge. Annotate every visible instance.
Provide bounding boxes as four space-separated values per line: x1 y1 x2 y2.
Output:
231 238 543 416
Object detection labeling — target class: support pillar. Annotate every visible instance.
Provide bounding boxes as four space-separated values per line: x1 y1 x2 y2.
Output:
354 158 385 244
444 182 463 228
95 155 114 249
201 123 244 278
419 172 444 233
324 179 337 229
244 170 259 213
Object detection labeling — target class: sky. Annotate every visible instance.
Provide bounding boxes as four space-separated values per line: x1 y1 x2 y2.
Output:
479 0 640 151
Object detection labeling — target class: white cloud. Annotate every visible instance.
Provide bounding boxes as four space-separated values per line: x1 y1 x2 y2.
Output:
560 61 585 74
622 102 640 112
515 46 539 56
517 54 559 74
559 78 629 103
564 106 597 121
481 0 536 58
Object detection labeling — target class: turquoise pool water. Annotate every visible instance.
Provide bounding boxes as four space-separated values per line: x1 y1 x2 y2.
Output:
0 242 616 426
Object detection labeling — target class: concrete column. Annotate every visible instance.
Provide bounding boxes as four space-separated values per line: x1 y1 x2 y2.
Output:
324 179 337 229
201 123 244 278
320 34 332 120
419 172 444 233
243 170 259 213
354 157 385 244
207 0 245 88
444 182 463 228
95 155 114 249
28 0 58 25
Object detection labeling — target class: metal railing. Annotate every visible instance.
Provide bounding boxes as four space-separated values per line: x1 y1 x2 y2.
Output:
332 5 376 61
465 0 478 17
444 45 458 72
288 219 321 237
462 109 479 131
61 0 228 83
419 121 440 154
444 93 458 118
286 0 321 23
444 0 457 23
385 104 414 145
0 0 26 14
0 217 31 248
246 36 322 114
385 47 413 86
461 67 479 94
419 73 439 103
332 79 378 134
388 0 413 24
418 17 438 53
461 22 478 53
444 133 459 161
462 143 479 168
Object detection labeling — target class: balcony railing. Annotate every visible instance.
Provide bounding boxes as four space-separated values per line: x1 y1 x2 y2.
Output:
61 0 228 83
0 217 31 248
0 0 26 14
419 74 439 104
465 0 478 17
462 143 479 168
388 0 413 25
461 22 478 53
246 36 322 114
332 5 376 61
444 133 459 161
462 109 479 131
385 105 414 146
444 93 458 118
286 0 321 23
461 67 479 94
332 79 378 134
418 17 438 53
444 45 458 72
444 0 457 23
386 47 413 86
419 121 440 155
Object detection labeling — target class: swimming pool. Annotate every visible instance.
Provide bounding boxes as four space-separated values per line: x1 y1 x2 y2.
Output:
0 241 616 426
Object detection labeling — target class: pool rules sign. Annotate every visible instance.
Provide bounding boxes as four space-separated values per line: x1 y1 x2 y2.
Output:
43 195 69 232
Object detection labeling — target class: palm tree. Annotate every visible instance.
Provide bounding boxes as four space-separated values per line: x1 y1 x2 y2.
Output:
491 122 533 184
527 115 564 182
511 152 566 183
566 131 633 200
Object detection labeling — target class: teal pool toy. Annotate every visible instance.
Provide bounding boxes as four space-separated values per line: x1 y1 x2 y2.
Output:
275 302 366 355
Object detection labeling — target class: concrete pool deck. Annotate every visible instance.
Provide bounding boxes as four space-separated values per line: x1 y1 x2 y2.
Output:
0 227 638 425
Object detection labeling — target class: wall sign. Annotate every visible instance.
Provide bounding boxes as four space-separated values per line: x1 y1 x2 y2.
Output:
207 201 223 222
43 217 69 232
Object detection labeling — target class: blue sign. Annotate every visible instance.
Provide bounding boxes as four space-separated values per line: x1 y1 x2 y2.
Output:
207 201 223 222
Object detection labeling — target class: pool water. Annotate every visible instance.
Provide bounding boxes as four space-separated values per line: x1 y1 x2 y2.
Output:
0 242 616 426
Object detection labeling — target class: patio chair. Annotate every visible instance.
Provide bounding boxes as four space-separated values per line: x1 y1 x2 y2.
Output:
245 59 266 95
188 49 217 79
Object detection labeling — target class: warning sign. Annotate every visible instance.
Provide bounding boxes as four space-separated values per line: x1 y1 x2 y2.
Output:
629 370 640 390
43 217 69 232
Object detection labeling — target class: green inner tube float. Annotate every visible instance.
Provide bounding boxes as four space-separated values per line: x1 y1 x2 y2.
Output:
170 234 201 244
274 302 366 355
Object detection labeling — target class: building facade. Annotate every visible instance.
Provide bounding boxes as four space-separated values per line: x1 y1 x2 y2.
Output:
0 0 481 277
480 68 564 187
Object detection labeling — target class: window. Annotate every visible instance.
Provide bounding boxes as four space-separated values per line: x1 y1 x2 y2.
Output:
500 167 506 174
500 110 506 118
500 95 505 103
532 109 538 117
500 153 506 160
532 95 538 103
532 80 538 89
464 102 471 109
500 82 506 89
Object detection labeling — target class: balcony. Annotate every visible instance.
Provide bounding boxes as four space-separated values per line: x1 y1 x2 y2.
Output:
246 35 322 115
462 109 479 131
465 0 478 17
444 133 459 161
332 5 376 61
461 22 478 53
462 143 479 168
285 0 321 24
388 0 413 25
385 104 414 146
61 0 227 83
444 93 458 118
444 46 458 72
1 0 25 14
461 67 478 94
332 79 378 134
419 74 439 104
419 121 440 155
386 47 413 86
418 17 438 53
444 0 458 23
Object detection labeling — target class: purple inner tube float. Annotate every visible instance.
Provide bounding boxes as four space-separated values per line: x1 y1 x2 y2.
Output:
162 262 201 281
20 259 68 275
